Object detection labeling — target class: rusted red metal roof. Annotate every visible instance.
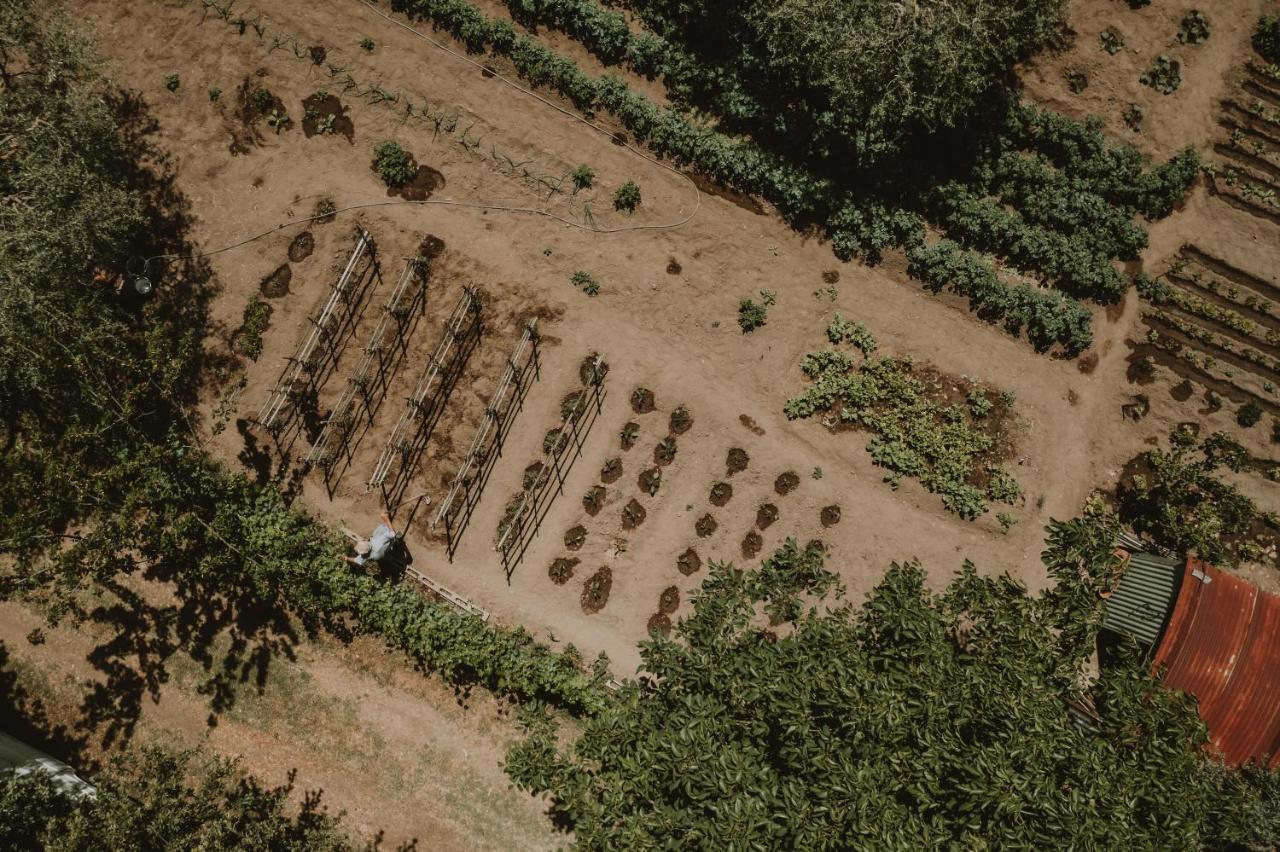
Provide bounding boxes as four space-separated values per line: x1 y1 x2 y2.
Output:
1152 558 1280 768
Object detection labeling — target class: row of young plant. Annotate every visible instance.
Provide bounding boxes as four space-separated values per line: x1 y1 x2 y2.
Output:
388 0 1101 352
1144 326 1273 402
995 105 1201 220
905 242 1094 354
1138 274 1280 350
1146 310 1280 379
1167 261 1279 318
783 317 1021 519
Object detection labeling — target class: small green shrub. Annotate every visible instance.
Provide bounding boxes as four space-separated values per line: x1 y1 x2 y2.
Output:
208 86 221 102
1100 28 1125 54
360 36 375 51
252 86 274 112
738 298 767 333
164 73 180 92
572 164 595 191
1238 400 1264 427
1123 103 1144 132
1140 56 1181 94
266 109 290 133
1064 69 1088 93
570 270 599 296
238 295 272 361
1178 10 1210 45
613 180 641 213
1256 15 1280 63
373 140 415 187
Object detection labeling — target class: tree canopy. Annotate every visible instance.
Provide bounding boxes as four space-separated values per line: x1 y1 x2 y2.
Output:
0 746 355 851
505 515 1280 848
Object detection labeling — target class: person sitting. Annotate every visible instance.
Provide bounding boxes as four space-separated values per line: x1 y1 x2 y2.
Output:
347 513 400 566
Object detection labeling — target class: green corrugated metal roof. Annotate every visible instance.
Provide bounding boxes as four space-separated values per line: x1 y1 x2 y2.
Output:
1101 552 1181 646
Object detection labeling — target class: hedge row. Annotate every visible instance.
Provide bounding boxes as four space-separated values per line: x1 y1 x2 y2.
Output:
976 152 1149 262
928 183 1128 303
317 561 610 714
906 241 1094 353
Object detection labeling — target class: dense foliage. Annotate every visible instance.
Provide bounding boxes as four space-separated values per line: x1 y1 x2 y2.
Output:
785 318 1020 519
391 0 1200 357
1115 427 1277 567
0 746 354 851
1255 14 1280 64
372 139 414 187
506 517 1280 848
0 0 605 724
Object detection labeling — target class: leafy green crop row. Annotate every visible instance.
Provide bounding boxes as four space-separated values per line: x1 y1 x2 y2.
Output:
784 319 1021 518
1138 274 1280 349
906 242 1094 353
927 182 1127 302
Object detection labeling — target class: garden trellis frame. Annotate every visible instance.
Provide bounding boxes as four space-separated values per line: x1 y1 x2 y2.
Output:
369 286 483 509
257 228 377 431
496 355 606 580
431 320 540 559
306 255 431 488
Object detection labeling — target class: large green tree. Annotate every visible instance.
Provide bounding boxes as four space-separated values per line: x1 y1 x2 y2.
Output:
506 514 1279 848
0 746 356 851
628 0 1064 167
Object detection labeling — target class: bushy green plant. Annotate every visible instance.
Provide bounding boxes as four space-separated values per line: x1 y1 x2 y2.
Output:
570 269 599 295
359 36 375 51
207 86 221 102
1256 15 1280 63
826 313 876 354
1100 28 1125 54
1116 428 1263 564
237 295 272 360
1238 400 1264 427
571 163 595 190
613 179 641 212
737 298 767 332
1140 55 1181 94
164 72 180 91
785 325 1019 518
372 139 414 187
0 745 356 849
251 86 274 111
1177 10 1210 45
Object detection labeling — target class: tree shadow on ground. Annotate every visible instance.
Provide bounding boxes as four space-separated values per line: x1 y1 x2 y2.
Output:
0 640 93 770
63 89 313 750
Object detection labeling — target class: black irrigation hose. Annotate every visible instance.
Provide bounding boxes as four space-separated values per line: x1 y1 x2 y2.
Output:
140 0 702 274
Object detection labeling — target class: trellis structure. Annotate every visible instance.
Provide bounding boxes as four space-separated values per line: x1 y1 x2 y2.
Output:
432 320 540 558
306 255 430 485
368 287 482 508
340 526 488 621
496 355 606 579
258 228 377 431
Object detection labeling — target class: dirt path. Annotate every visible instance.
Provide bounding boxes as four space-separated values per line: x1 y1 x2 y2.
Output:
0 601 558 850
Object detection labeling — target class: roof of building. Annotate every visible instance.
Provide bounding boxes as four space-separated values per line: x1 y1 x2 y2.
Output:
1100 551 1181 647
1152 558 1280 768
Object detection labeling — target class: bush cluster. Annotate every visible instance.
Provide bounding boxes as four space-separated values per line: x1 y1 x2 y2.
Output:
784 319 1020 519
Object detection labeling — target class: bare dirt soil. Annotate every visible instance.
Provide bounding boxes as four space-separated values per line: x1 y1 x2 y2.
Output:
27 0 1280 842
0 601 557 851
